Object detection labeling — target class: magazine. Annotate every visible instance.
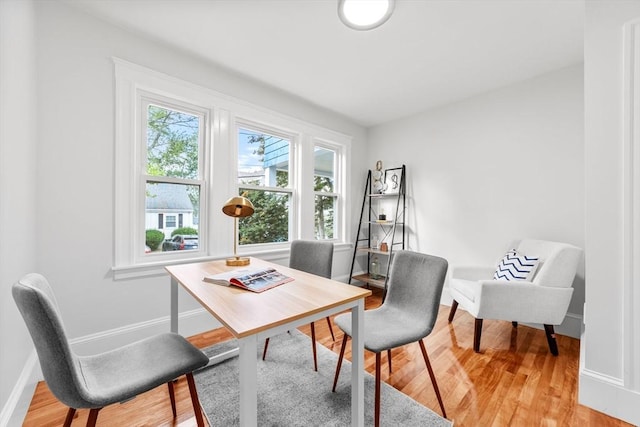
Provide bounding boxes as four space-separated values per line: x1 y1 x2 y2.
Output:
203 267 294 293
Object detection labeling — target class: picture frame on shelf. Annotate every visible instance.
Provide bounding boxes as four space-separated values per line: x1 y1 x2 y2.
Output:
383 167 402 194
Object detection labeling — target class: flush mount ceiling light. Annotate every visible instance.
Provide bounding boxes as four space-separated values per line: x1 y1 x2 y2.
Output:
338 0 395 31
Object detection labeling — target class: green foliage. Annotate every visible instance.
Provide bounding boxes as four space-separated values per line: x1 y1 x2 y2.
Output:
171 227 198 237
314 176 334 239
145 229 165 251
239 189 289 244
146 106 201 219
146 106 199 179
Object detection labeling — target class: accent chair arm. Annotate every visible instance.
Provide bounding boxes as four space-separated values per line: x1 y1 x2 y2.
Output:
475 280 573 325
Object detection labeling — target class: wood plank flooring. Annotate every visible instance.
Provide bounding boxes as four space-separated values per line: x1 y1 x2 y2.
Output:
22 288 631 426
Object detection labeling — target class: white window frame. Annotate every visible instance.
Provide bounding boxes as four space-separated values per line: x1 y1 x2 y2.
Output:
139 95 209 259
113 58 352 279
234 119 298 249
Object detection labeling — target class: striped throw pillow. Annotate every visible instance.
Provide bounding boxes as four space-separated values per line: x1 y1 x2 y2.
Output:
493 249 539 281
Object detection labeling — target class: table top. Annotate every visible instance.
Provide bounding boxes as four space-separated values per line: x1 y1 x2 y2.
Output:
166 257 371 338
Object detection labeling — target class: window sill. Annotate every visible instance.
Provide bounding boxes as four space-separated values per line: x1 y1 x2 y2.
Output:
111 241 352 280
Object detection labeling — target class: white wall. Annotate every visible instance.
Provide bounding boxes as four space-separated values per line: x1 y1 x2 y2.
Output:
0 0 366 422
0 0 39 424
367 65 585 337
32 0 365 338
581 1 640 425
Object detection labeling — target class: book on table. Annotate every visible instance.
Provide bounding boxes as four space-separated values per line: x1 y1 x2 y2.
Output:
203 267 294 293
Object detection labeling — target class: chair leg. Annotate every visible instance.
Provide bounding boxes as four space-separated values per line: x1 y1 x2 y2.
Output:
63 408 76 427
387 349 392 374
86 408 100 427
326 316 336 341
448 300 458 323
332 334 348 392
186 373 205 427
262 337 270 361
167 380 177 418
474 318 483 352
310 321 318 371
544 324 559 356
418 339 447 419
375 352 381 427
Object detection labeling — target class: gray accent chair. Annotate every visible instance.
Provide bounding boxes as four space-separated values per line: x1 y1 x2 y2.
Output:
12 273 209 427
262 240 335 371
332 250 448 426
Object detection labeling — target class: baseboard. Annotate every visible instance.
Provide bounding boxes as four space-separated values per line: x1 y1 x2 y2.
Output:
70 308 221 355
0 308 221 426
0 350 39 427
579 368 640 425
440 286 583 339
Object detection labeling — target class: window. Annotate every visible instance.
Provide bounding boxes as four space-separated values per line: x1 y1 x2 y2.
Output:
236 125 293 245
114 59 351 277
142 101 205 253
314 146 337 240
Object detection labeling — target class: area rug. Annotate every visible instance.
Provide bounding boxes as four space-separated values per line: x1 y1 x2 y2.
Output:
194 330 451 426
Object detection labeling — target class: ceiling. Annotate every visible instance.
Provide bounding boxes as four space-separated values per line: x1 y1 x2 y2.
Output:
63 0 584 127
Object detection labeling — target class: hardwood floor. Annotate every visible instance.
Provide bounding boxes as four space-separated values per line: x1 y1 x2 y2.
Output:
22 288 631 427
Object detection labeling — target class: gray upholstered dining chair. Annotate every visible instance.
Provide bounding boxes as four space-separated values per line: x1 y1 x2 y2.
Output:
262 239 335 371
331 250 448 426
12 273 209 427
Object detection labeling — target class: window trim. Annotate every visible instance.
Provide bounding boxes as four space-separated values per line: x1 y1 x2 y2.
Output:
113 58 352 279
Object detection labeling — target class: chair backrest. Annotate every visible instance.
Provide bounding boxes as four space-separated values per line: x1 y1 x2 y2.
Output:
289 240 334 278
383 250 448 336
12 273 88 409
515 239 583 288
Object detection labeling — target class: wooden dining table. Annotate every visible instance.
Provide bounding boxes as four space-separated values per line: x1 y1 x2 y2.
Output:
166 257 371 427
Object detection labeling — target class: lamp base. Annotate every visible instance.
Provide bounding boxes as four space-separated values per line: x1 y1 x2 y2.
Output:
226 256 250 267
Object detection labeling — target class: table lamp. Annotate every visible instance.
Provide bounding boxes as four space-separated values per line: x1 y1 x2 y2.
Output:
222 195 255 266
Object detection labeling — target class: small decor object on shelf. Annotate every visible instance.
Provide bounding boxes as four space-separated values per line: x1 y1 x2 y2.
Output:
371 235 379 249
380 242 389 252
372 160 385 194
371 256 381 279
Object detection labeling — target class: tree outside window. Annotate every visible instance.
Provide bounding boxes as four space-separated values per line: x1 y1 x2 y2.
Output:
314 146 337 240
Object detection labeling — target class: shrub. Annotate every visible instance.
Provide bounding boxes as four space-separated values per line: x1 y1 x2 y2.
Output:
171 227 198 237
145 229 165 251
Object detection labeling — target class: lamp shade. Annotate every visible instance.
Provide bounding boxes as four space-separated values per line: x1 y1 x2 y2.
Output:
222 196 255 218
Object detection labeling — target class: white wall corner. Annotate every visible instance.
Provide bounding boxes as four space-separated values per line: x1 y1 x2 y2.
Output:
0 350 39 427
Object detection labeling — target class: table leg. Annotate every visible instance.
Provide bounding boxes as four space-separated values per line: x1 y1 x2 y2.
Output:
238 335 258 427
170 277 178 333
351 299 365 427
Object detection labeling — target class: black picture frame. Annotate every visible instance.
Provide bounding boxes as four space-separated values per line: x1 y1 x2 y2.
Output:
383 167 402 194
